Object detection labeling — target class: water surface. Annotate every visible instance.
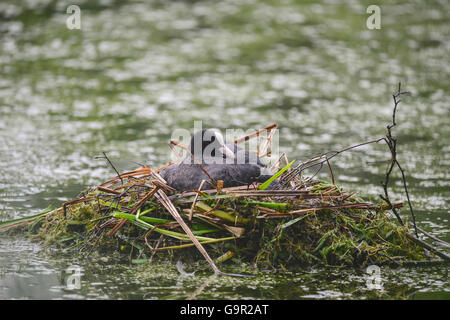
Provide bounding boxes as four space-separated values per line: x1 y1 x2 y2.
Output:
0 0 449 299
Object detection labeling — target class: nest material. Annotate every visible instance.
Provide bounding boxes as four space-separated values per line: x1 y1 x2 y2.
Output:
25 164 426 269
4 92 447 269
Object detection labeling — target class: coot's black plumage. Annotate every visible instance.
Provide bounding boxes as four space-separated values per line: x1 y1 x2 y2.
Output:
160 130 279 192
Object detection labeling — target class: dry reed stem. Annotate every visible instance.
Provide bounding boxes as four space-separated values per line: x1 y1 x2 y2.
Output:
189 179 207 221
233 124 277 144
155 190 221 274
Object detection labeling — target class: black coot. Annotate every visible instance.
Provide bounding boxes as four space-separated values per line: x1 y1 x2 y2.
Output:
159 130 279 192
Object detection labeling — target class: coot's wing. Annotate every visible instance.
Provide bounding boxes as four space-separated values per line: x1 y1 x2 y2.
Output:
160 163 208 192
160 154 280 192
204 163 261 188
221 144 281 188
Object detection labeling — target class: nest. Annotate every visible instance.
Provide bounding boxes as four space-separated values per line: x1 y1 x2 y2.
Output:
13 162 425 270
3 87 448 271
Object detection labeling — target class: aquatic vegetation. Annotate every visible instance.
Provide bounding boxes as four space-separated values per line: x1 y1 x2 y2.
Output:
2 114 448 271
0 165 429 270
2 89 449 272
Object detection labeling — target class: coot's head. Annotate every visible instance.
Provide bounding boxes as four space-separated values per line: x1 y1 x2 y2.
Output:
189 129 235 161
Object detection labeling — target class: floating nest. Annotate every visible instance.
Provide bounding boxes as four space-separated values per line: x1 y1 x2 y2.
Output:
2 163 427 270
3 88 447 270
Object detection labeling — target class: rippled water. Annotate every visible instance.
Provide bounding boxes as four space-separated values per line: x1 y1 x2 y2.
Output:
0 0 449 299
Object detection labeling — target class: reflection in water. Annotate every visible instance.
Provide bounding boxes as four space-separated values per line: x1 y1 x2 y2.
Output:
0 237 61 299
0 273 61 300
0 0 449 299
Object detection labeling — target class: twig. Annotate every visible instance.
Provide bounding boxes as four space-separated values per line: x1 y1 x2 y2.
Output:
155 190 221 274
107 186 160 237
378 259 449 267
97 186 122 195
281 138 385 185
151 236 235 252
259 203 374 218
149 235 164 263
405 233 450 262
325 157 335 185
189 180 207 221
259 127 276 157
233 124 277 144
270 152 285 172
379 82 418 236
96 152 124 186
144 226 157 250
99 167 151 188
155 160 177 173
225 190 310 197
395 159 417 234
415 225 450 248
169 140 189 151
168 141 184 161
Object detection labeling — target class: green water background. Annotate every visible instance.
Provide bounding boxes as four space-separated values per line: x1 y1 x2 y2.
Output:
0 0 448 299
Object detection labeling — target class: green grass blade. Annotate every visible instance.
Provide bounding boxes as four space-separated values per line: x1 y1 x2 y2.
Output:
112 212 216 241
258 160 295 190
113 212 173 224
0 208 54 231
195 202 249 224
153 236 236 251
279 213 311 229
243 200 288 211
